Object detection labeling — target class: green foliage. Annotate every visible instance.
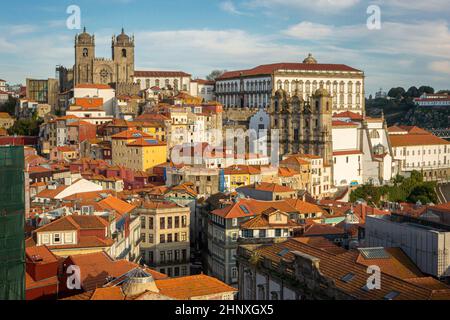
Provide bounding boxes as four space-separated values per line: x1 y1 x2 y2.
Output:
0 96 17 115
7 118 43 136
350 171 437 206
419 86 434 95
388 87 405 99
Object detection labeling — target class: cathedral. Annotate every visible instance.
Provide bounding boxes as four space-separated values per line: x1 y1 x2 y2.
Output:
74 28 135 86
267 88 334 166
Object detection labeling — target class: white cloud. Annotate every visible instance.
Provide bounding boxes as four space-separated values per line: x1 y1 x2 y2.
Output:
429 61 450 75
283 20 450 59
246 0 360 12
376 0 450 12
219 1 245 16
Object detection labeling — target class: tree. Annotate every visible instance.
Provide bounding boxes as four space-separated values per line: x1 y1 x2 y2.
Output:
206 70 227 81
407 184 437 204
0 96 17 115
419 86 434 95
405 86 420 98
388 87 406 99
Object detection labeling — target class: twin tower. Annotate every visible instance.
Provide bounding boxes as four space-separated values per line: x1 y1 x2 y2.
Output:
74 27 135 86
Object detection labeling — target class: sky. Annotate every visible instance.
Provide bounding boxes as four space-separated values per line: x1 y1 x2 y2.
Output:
1 0 450 95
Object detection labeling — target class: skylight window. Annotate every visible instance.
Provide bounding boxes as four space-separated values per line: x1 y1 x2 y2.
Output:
341 273 355 283
384 291 400 300
240 205 250 214
277 248 290 257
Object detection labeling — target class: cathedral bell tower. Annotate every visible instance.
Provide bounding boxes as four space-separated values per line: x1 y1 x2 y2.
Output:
112 28 135 83
74 27 95 85
310 88 333 167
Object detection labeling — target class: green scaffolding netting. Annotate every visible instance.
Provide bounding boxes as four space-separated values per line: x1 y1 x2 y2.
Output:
0 146 25 300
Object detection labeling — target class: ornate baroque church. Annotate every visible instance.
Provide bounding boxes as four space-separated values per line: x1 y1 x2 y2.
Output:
268 88 334 166
74 28 135 87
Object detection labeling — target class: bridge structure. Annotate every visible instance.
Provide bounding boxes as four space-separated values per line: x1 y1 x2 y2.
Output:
429 128 450 139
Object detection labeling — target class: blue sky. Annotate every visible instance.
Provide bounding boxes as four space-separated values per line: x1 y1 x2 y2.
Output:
1 0 450 95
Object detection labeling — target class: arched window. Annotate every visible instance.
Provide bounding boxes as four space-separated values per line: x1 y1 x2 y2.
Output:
277 80 282 89
284 80 289 91
82 48 88 57
370 130 380 139
258 285 265 300
122 49 127 58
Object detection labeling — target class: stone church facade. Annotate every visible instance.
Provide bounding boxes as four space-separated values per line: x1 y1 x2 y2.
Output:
268 88 334 167
74 28 135 88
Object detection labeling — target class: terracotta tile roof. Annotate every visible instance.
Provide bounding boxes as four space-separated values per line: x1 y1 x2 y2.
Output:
353 247 423 280
218 63 361 80
240 210 301 229
285 199 325 214
280 156 310 166
26 245 59 264
111 129 151 140
74 97 104 108
155 275 237 300
126 137 166 147
333 111 364 120
333 150 363 156
75 84 112 90
28 166 54 174
62 190 114 201
142 200 180 210
278 167 301 177
389 132 449 147
0 112 13 119
66 252 167 291
135 70 191 77
97 196 136 217
224 165 261 175
238 182 295 193
212 198 300 219
303 223 345 236
245 237 450 300
35 215 108 233
332 120 359 127
26 272 58 291
90 287 125 300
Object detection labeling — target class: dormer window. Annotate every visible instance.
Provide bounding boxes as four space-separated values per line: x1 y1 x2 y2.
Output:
53 233 61 244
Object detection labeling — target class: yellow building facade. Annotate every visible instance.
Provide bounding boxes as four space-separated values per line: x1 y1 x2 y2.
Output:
112 129 167 172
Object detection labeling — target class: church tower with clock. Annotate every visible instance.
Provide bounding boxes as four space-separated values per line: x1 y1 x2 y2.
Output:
74 27 136 89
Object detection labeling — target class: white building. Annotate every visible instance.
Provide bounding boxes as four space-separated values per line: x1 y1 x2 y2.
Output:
190 79 215 102
73 84 116 115
414 93 450 107
216 54 365 114
332 111 395 186
388 126 450 181
134 71 192 93
0 79 6 93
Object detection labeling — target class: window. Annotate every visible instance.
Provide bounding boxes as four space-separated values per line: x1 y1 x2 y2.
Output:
53 234 61 243
168 217 173 229
149 217 154 229
160 217 165 229
167 234 173 243
122 49 127 57
141 217 146 229
160 234 166 243
160 251 166 263
231 267 238 279
182 216 187 228
232 218 238 227
275 229 282 237
181 232 187 242
149 234 154 244
175 217 180 228
141 233 146 243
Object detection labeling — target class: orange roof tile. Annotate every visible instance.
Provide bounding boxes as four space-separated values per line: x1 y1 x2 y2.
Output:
155 275 237 300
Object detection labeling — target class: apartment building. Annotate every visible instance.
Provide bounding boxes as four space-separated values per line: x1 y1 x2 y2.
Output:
136 201 190 278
